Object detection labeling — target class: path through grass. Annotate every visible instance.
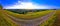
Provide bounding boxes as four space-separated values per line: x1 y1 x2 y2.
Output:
52 10 60 26
0 10 18 26
3 10 54 20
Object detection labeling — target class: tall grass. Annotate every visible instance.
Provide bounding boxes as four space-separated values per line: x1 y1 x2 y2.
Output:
0 10 18 26
40 12 56 26
3 10 54 20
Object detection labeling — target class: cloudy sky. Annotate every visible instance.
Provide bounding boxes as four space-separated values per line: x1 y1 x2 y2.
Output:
0 0 60 9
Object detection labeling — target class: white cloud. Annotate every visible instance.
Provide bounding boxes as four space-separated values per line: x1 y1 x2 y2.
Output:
4 1 55 9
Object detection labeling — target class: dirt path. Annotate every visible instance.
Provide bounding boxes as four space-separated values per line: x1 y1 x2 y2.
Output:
52 10 60 26
3 10 55 26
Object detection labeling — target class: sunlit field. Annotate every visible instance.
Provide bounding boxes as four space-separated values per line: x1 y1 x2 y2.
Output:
40 12 56 26
0 9 57 26
0 10 19 26
3 10 54 20
51 10 60 26
0 0 60 26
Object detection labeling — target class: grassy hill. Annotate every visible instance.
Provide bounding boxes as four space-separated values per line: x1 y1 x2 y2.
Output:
3 10 54 20
52 10 60 26
0 9 56 26
0 10 19 26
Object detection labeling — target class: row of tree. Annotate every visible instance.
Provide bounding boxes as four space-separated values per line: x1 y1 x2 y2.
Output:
6 9 47 14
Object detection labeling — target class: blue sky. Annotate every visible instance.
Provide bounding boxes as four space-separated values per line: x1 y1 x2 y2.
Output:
0 0 60 9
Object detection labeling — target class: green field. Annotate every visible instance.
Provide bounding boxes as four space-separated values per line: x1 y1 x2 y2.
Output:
3 10 54 20
0 10 18 26
40 13 56 26
0 9 56 26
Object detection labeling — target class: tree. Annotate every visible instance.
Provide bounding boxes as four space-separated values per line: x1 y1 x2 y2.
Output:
0 4 3 10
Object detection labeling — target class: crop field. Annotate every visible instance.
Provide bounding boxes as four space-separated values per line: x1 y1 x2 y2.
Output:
51 10 60 26
3 10 54 20
40 12 56 26
0 10 19 26
0 9 57 26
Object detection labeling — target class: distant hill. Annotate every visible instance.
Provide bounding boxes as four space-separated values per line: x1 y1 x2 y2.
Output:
5 9 49 14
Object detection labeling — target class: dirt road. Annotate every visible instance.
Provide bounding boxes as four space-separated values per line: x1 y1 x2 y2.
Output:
3 10 56 26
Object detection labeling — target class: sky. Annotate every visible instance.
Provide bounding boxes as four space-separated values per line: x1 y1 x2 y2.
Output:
0 0 60 9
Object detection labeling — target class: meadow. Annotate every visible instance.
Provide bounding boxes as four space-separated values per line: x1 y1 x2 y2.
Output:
3 10 54 20
40 12 56 26
0 9 56 26
0 10 19 26
51 10 60 26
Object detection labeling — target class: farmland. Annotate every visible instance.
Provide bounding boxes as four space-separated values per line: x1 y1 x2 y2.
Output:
0 10 19 26
52 10 60 26
40 11 56 26
0 9 57 26
3 10 54 20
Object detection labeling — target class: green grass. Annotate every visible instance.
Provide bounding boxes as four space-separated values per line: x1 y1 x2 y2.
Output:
0 9 55 26
0 15 11 26
3 10 54 20
0 10 18 26
40 12 56 26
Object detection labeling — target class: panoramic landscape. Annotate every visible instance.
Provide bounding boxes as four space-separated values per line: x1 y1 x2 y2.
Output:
0 0 60 26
